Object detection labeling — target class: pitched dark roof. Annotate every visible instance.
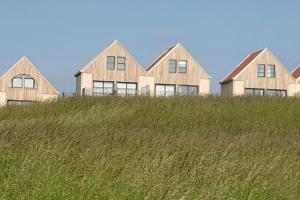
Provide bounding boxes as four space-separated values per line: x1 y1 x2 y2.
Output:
292 66 300 79
220 49 264 84
146 45 176 71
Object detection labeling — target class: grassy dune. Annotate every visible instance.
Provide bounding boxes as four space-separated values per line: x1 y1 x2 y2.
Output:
0 97 300 199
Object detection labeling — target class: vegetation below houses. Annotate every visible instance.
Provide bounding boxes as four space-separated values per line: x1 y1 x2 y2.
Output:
0 96 300 199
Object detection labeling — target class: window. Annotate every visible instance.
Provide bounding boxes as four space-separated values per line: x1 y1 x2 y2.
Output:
93 81 114 95
24 78 35 88
117 57 126 70
266 89 286 97
178 85 198 96
267 65 275 78
155 84 176 97
169 60 177 73
7 100 34 105
107 56 115 70
179 60 187 73
117 82 137 96
11 77 22 88
245 88 286 97
245 88 264 96
257 64 265 77
10 75 37 89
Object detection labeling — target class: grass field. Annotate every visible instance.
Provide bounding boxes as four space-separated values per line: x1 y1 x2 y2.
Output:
0 96 300 199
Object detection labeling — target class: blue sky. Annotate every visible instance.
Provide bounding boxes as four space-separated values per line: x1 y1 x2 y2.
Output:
1 0 300 94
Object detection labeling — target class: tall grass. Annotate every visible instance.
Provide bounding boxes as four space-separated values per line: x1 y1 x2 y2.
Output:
0 96 299 199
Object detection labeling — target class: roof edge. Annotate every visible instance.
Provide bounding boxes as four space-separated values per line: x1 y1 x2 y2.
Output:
220 48 266 84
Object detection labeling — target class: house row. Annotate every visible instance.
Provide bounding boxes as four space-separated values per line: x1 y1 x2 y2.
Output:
1 40 300 105
74 40 211 97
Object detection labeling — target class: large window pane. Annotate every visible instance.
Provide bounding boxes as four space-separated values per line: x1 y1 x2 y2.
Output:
24 78 35 88
254 89 264 96
178 85 188 95
126 83 137 95
93 81 113 95
169 60 177 73
279 90 286 97
155 85 165 96
165 85 176 96
103 82 114 94
245 88 264 96
12 77 22 88
257 64 265 77
189 86 198 95
107 56 115 70
93 81 104 88
178 85 198 96
245 88 254 96
117 83 127 95
116 82 137 96
179 60 187 73
117 57 126 70
266 90 276 96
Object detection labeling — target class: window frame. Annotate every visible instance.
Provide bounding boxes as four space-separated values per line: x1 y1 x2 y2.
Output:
116 82 137 96
267 64 276 78
178 85 198 96
245 88 264 96
257 64 265 77
106 56 115 70
93 81 114 95
117 56 126 70
178 60 188 73
10 75 37 89
168 59 177 73
155 84 176 97
11 77 23 88
24 78 35 89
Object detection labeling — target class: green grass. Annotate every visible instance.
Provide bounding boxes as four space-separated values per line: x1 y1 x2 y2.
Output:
0 96 300 199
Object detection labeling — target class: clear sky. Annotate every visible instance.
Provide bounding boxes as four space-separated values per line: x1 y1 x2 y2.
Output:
1 0 300 94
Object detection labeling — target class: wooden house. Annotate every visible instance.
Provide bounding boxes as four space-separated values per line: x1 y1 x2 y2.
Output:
0 56 59 105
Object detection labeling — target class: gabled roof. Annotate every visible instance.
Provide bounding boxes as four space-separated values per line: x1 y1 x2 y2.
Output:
146 44 177 71
0 56 59 94
75 39 144 76
220 49 265 84
291 66 300 79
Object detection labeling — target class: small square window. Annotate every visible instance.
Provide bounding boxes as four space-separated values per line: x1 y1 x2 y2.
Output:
107 56 115 70
169 60 177 73
179 60 187 73
117 57 126 70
